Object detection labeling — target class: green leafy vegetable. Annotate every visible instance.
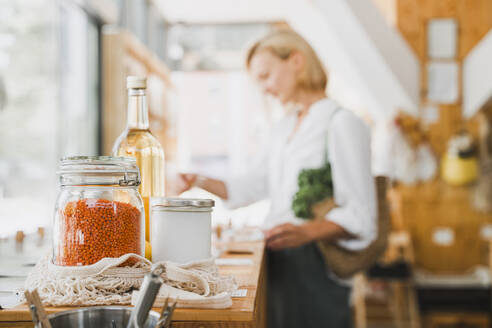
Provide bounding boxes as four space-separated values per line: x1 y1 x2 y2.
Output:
292 162 334 219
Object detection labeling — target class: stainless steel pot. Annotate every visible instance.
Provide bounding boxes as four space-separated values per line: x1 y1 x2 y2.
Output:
35 306 160 328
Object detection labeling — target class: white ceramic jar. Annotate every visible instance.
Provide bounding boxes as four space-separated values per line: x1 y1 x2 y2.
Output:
151 198 214 263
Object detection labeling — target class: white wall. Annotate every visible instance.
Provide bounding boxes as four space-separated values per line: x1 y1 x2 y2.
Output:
285 0 419 119
156 0 285 23
158 0 420 121
463 30 492 118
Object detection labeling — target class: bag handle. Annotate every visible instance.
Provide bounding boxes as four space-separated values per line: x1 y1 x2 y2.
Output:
323 108 342 164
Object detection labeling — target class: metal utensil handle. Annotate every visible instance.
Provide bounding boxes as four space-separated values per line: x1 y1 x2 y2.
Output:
163 299 178 328
154 300 177 328
126 266 164 328
28 304 40 326
155 296 169 328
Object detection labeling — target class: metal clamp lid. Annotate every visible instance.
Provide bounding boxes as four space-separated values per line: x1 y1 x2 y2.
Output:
57 156 141 187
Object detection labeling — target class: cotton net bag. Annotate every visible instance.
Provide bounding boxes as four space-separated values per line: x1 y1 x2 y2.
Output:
24 253 237 309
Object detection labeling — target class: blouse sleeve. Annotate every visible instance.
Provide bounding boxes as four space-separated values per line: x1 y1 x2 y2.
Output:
222 136 271 209
325 111 378 251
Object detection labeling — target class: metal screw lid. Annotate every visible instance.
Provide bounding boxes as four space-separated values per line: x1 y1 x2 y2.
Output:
153 198 215 208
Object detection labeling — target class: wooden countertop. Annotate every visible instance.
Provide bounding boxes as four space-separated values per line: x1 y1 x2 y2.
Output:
0 240 267 328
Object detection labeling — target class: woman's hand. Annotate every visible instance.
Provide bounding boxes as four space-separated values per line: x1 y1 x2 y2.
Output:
264 223 315 251
264 220 351 251
175 174 230 199
176 173 197 194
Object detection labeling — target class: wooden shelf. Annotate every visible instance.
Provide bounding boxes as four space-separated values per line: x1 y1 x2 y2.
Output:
101 28 174 156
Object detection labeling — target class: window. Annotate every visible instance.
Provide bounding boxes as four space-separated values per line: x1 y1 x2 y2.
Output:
116 0 167 60
59 1 102 156
0 0 102 237
167 23 272 71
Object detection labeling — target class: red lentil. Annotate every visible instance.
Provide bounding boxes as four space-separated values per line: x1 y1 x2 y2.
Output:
54 198 142 266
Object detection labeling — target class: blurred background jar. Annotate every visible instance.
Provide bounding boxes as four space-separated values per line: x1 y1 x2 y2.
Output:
53 156 144 266
441 131 479 186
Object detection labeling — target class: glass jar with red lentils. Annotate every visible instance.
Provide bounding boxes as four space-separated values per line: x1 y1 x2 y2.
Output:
53 156 145 266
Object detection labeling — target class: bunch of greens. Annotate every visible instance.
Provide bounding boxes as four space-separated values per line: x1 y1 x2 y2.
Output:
292 162 334 219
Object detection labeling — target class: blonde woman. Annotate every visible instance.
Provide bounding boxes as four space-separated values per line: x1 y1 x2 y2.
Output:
178 30 377 328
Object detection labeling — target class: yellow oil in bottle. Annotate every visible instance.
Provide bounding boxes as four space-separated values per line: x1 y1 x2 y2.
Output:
113 77 165 259
114 130 165 240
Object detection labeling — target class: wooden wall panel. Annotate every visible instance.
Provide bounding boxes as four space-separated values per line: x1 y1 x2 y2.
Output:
392 0 492 274
457 0 492 58
397 0 425 59
394 182 492 273
398 0 492 60
420 0 458 18
396 0 491 157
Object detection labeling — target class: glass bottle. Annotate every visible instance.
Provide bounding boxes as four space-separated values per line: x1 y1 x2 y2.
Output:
113 76 165 252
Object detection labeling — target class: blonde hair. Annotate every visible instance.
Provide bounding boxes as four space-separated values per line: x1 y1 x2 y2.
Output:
246 29 328 91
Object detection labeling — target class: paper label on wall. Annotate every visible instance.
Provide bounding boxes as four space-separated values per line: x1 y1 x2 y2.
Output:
432 227 455 246
427 19 457 59
427 61 459 104
480 224 492 240
422 105 439 125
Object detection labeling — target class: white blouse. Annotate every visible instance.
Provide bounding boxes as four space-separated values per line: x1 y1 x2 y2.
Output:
225 99 377 251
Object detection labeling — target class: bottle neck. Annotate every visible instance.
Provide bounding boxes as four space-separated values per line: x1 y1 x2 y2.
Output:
127 88 149 130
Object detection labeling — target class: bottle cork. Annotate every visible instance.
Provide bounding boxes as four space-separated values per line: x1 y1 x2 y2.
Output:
127 76 147 89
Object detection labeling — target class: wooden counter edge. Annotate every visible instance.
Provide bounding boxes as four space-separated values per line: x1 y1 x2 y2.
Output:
0 240 266 325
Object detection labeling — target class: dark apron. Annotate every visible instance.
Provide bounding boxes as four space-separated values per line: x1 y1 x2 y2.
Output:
267 243 352 328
